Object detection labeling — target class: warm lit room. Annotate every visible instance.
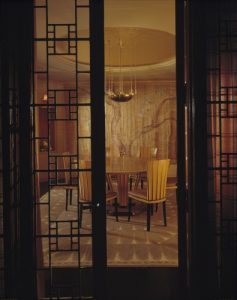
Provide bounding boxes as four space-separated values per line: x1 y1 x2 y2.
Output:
2 0 237 299
34 0 178 270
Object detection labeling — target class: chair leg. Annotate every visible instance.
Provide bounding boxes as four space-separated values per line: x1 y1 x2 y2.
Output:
147 204 151 231
79 203 83 227
128 198 132 221
114 199 119 222
155 203 158 212
70 189 73 205
129 177 132 190
134 174 140 189
65 189 69 210
162 202 167 226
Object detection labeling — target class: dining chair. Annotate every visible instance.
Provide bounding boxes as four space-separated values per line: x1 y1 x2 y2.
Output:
106 146 118 189
140 146 158 188
165 164 177 208
106 173 119 222
129 146 158 190
155 163 177 212
79 160 117 227
128 159 170 231
62 152 78 210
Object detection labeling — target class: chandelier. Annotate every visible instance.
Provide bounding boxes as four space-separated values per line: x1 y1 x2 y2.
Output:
106 39 137 102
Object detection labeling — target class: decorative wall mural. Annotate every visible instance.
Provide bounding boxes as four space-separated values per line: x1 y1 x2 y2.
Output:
37 80 177 162
105 82 176 161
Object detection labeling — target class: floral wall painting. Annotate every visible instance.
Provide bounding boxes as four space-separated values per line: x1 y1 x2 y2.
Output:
105 82 176 161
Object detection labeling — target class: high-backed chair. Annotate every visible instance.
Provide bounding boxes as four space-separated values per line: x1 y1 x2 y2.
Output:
165 164 177 208
139 146 158 188
128 159 170 231
106 173 120 221
129 146 158 189
62 154 117 223
79 160 117 227
155 163 177 211
78 160 92 227
62 152 78 210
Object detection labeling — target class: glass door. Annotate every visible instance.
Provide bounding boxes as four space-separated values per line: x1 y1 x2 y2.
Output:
34 0 106 299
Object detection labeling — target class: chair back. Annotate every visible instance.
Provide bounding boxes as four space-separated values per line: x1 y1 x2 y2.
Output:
106 174 112 190
140 146 158 159
62 152 78 185
79 160 92 202
147 159 170 201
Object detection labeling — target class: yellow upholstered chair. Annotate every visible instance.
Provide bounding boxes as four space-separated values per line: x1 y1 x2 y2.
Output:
79 160 117 227
154 164 177 212
129 146 158 190
62 155 117 224
164 164 177 210
128 159 170 231
139 146 158 188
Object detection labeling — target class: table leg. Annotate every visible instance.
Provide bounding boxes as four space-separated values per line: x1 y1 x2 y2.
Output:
116 173 129 206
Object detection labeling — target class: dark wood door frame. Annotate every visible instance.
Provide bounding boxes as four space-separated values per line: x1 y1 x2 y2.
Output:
176 1 188 299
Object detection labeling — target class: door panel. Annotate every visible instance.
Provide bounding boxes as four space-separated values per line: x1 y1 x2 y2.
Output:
34 0 106 299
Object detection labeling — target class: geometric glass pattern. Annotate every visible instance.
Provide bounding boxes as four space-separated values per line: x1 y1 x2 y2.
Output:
206 2 237 296
34 0 93 298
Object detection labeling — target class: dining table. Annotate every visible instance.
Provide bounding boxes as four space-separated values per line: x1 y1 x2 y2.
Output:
106 156 147 206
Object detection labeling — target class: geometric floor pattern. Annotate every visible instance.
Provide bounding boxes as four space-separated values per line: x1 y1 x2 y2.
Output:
39 188 178 267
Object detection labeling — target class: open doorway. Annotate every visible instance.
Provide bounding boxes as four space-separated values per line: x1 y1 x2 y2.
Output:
104 0 178 267
34 0 178 277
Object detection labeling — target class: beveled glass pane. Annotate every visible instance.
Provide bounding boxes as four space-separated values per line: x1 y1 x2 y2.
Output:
48 0 75 24
35 41 47 72
77 0 89 5
79 138 91 160
34 74 47 104
77 41 90 72
78 77 91 103
35 0 46 6
35 7 46 39
48 56 76 87
78 106 91 137
77 8 89 38
40 237 49 267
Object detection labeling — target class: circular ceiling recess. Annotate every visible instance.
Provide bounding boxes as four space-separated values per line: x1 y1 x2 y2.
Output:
57 27 175 67
104 27 175 67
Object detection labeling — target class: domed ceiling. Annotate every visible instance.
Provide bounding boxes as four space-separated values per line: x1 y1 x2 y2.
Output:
35 0 175 82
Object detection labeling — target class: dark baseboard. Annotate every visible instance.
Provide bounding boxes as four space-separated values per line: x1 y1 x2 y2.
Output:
41 267 181 300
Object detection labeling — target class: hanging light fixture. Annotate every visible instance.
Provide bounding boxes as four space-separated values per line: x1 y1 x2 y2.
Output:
106 39 136 102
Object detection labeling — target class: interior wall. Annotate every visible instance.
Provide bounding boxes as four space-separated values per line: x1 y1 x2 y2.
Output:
105 81 177 161
36 78 177 182
36 78 77 182
63 80 177 161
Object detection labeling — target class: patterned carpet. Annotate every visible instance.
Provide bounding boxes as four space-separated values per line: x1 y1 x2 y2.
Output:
39 188 178 267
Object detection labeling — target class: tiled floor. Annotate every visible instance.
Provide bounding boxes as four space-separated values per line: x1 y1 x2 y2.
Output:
39 188 178 267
